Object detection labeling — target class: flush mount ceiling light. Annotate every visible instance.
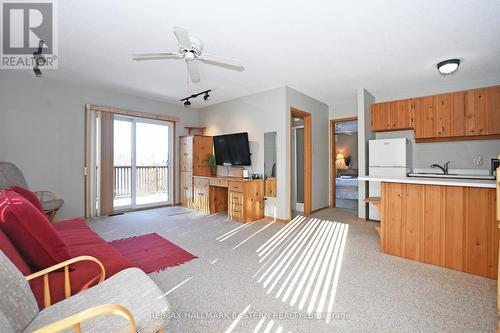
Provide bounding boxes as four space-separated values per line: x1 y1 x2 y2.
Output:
180 89 212 108
437 59 460 75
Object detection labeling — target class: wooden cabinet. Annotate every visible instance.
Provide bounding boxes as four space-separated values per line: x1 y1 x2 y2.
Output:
179 135 213 207
265 177 277 197
179 171 193 207
371 100 413 132
381 182 498 279
371 102 391 131
467 86 500 136
372 85 500 141
192 176 264 223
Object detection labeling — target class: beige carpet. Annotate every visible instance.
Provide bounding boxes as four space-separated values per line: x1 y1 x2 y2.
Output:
88 207 496 332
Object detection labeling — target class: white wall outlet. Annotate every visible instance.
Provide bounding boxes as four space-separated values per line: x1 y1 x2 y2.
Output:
472 156 483 166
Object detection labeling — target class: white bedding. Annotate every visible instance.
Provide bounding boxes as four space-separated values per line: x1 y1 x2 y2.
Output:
335 176 358 200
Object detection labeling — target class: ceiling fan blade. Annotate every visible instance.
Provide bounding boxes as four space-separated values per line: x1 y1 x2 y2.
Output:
132 52 178 57
173 26 192 50
186 61 200 83
132 56 180 61
200 53 244 70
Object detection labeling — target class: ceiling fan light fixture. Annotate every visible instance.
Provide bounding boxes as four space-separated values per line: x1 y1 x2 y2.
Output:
437 59 460 75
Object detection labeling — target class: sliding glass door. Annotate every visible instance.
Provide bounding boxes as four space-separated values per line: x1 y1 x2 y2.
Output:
113 116 173 211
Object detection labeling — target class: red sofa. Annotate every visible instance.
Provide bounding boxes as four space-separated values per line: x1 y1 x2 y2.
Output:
0 218 133 309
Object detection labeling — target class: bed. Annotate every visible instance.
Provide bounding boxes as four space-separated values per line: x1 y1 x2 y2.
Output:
335 175 358 210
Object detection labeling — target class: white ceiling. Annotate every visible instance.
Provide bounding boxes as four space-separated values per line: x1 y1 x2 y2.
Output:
43 0 500 108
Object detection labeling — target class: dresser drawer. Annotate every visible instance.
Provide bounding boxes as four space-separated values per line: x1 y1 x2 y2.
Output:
193 178 209 196
209 178 228 188
228 181 243 192
230 203 243 220
229 191 243 205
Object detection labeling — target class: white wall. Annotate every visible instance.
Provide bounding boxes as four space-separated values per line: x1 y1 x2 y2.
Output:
286 86 330 214
357 88 375 218
0 72 199 219
199 87 288 219
329 100 357 119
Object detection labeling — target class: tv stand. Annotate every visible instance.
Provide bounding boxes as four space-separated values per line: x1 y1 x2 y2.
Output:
191 176 264 223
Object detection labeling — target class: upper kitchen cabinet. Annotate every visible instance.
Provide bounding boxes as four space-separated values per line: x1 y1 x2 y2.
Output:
371 102 391 131
371 100 413 132
466 86 500 136
372 85 500 142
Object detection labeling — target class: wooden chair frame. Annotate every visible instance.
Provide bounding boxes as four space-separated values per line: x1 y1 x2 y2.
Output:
34 190 61 220
31 304 136 333
25 256 106 309
24 256 166 332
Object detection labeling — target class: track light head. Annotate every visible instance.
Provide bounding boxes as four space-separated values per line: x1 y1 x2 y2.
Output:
203 92 210 101
184 99 191 107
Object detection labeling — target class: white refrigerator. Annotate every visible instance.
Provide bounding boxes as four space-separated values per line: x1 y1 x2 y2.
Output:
368 138 411 221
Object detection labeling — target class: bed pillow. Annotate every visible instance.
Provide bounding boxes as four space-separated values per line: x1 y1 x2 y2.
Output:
0 190 71 269
7 185 43 212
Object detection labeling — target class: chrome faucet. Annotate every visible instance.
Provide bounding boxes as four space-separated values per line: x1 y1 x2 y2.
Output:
430 161 450 174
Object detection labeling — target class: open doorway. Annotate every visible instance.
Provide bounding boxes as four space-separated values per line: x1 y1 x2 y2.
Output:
290 108 312 218
329 117 358 212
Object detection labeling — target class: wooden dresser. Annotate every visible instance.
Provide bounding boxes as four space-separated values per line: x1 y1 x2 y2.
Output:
192 176 265 223
179 135 213 206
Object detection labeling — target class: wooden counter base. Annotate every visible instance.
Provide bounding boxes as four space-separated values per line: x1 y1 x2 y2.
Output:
381 182 498 279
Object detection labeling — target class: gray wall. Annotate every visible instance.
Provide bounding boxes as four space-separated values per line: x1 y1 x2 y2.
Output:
376 130 500 171
199 87 288 219
0 72 200 219
199 86 329 220
286 87 330 213
329 100 357 119
335 133 358 169
357 88 375 218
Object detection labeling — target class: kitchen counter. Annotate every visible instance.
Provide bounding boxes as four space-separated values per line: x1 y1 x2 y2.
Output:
358 175 495 188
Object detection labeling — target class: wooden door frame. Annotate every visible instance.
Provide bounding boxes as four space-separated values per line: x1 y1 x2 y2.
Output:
329 116 358 208
290 108 312 216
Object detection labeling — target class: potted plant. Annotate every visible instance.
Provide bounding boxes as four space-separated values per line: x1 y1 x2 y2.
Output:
204 154 217 176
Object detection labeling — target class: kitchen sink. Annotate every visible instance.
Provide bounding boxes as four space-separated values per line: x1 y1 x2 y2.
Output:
408 172 495 180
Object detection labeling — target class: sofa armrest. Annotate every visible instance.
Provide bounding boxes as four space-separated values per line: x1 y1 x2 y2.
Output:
26 256 106 309
34 190 57 202
31 304 136 333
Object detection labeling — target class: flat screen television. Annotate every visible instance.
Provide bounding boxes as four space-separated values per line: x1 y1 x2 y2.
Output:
213 132 251 166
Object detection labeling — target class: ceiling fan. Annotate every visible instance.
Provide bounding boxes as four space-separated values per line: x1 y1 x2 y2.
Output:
132 26 244 83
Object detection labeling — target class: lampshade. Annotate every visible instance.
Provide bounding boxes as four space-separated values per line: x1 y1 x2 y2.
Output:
336 153 347 170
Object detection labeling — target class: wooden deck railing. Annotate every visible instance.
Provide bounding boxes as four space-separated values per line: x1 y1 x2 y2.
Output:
113 166 168 197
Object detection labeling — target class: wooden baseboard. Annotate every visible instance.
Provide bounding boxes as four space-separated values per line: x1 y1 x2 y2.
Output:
264 216 290 223
311 206 330 214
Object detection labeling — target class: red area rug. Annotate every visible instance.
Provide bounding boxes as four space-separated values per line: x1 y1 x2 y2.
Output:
109 233 197 273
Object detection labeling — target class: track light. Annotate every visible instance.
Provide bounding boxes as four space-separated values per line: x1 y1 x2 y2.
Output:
180 89 211 107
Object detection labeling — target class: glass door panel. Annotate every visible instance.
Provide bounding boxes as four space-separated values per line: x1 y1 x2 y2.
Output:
135 120 171 206
113 118 133 209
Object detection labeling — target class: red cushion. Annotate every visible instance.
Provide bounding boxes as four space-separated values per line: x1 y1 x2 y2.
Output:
7 185 43 212
0 227 31 275
0 190 71 269
30 219 133 309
